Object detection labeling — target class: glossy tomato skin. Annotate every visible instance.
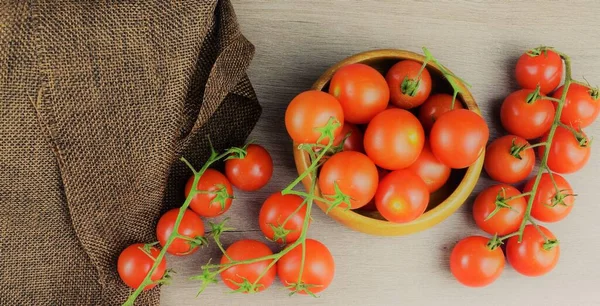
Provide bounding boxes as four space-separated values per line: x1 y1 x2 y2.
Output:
359 167 389 211
319 151 378 209
277 239 335 295
515 49 563 94
220 239 276 292
430 109 489 169
259 192 307 244
500 89 555 140
484 135 535 184
156 208 205 256
386 60 432 109
450 236 505 287
407 142 451 193
418 93 464 133
539 126 591 174
472 185 527 236
329 64 389 124
285 90 344 144
524 173 574 223
375 169 429 223
553 84 600 128
117 243 167 290
364 108 425 170
332 122 364 152
185 169 233 217
506 225 560 277
225 144 273 191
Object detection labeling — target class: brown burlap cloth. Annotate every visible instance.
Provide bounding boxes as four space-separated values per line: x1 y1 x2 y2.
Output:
0 1 261 305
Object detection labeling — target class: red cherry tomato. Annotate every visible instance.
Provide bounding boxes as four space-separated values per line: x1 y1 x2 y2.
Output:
506 225 560 277
285 90 344 144
515 49 563 94
450 236 505 287
539 126 591 174
406 142 451 193
386 60 432 109
258 192 307 244
553 83 600 128
484 135 535 184
472 185 527 236
185 169 233 217
329 63 389 124
375 169 429 223
418 93 464 133
220 239 276 292
430 109 489 169
156 208 205 256
523 173 575 223
332 122 364 152
225 144 273 192
117 243 167 290
278 239 335 295
364 108 425 170
500 89 555 140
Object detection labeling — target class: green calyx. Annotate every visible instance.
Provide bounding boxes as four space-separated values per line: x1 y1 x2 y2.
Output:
548 190 577 208
401 77 421 97
269 223 293 244
314 117 342 145
526 46 554 57
323 182 352 214
210 184 234 211
543 239 560 251
484 188 516 221
486 235 504 250
525 85 542 104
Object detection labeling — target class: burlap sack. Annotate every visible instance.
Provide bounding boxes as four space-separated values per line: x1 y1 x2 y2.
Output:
0 1 261 305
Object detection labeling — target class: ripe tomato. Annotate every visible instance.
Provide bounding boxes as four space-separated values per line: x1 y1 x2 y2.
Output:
220 239 276 292
500 89 555 140
225 144 273 192
506 225 560 277
406 142 450 193
117 243 167 290
430 109 489 169
418 93 464 133
185 169 233 217
539 126 591 174
332 122 364 152
156 208 205 256
364 108 425 170
259 192 307 244
553 83 600 128
386 60 432 109
472 185 526 236
329 63 389 124
285 90 344 144
450 236 505 287
484 135 535 184
375 169 429 223
515 48 563 94
319 151 378 209
278 239 335 295
523 173 574 223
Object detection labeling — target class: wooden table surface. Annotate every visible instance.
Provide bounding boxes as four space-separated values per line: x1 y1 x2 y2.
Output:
162 1 600 305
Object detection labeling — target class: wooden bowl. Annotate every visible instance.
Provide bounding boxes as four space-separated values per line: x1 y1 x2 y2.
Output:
293 49 484 236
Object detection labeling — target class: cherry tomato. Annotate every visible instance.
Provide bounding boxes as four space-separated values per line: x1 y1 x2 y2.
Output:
156 208 205 256
506 225 560 277
329 63 389 124
406 142 451 193
225 144 273 191
472 185 526 236
523 173 574 223
539 126 591 174
484 135 535 184
319 151 378 209
185 169 233 217
418 93 464 133
278 239 335 295
259 192 307 244
220 239 276 292
450 236 505 287
285 90 344 144
515 48 563 94
364 108 425 170
386 60 432 109
117 243 167 290
332 122 364 152
553 83 600 128
500 89 555 140
375 169 429 223
430 109 489 169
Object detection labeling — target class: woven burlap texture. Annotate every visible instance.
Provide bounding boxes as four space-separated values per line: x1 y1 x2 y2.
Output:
0 1 261 305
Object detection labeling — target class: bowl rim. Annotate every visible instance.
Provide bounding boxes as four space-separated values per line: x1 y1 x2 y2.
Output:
292 48 484 236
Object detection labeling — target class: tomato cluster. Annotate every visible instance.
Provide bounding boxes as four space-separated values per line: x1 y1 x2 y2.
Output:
286 58 489 223
451 47 598 287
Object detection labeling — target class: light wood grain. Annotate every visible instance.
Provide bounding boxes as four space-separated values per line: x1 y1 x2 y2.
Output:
161 1 600 305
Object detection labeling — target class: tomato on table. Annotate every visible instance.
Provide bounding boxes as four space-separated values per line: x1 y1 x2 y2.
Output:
329 63 389 124
117 243 167 290
225 144 273 192
259 192 307 244
472 185 526 236
285 90 344 144
277 239 335 295
220 239 276 292
406 142 451 193
386 60 432 109
332 122 364 152
539 126 591 174
553 83 600 128
506 225 560 277
375 169 429 223
450 236 505 287
156 208 205 256
524 173 575 223
500 89 555 140
418 93 464 133
185 169 233 217
515 48 563 94
484 135 535 184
